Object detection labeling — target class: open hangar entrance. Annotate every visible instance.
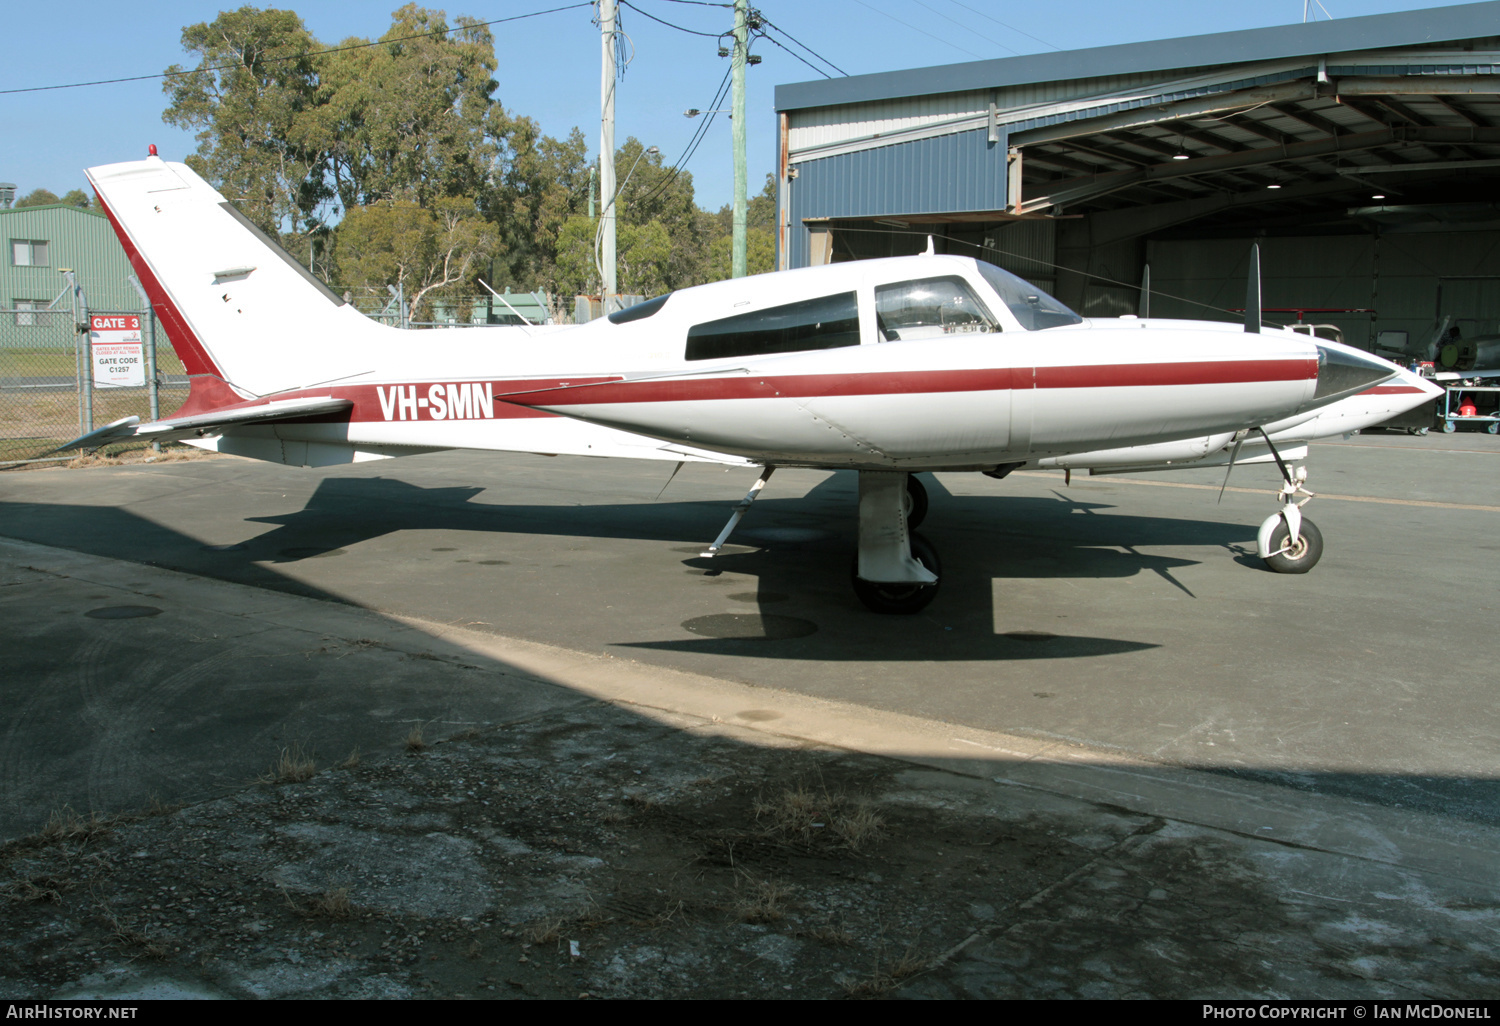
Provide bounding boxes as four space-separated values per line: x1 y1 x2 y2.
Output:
774 2 1500 358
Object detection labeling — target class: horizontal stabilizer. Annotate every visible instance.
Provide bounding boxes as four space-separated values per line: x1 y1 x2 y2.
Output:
50 396 352 453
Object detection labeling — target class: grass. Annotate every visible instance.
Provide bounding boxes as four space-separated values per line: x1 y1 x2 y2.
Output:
259 742 316 784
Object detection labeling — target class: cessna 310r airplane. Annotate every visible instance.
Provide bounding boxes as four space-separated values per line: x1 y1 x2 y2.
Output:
60 154 1440 613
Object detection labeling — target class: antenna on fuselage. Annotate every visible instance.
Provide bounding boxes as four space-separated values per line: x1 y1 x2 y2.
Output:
924 235 935 255
1244 243 1262 334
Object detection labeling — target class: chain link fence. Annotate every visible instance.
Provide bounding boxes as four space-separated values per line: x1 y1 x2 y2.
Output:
0 308 187 465
1 286 624 466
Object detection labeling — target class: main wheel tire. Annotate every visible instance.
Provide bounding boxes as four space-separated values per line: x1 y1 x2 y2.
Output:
1264 518 1324 574
851 533 941 614
904 474 930 529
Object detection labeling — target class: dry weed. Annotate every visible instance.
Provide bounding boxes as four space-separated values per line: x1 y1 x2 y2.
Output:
339 747 361 770
104 912 169 961
38 806 111 843
802 922 854 946
526 918 564 945
64 452 119 470
842 945 930 998
404 723 427 753
146 795 183 817
258 742 316 784
308 887 353 919
731 874 793 924
4 877 65 904
754 785 886 850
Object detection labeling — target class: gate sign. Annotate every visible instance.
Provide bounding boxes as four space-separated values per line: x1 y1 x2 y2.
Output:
90 314 145 388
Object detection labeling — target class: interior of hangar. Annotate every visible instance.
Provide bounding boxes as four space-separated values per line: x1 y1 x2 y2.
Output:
773 1 1500 356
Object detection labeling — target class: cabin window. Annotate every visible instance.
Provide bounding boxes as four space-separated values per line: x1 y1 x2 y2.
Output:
874 276 996 341
685 291 860 362
11 240 49 267
976 261 1082 330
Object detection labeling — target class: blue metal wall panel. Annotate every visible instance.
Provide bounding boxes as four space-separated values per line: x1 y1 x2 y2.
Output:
793 127 1005 214
788 128 1008 268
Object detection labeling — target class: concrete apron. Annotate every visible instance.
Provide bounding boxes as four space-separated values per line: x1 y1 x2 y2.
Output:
4 535 1498 995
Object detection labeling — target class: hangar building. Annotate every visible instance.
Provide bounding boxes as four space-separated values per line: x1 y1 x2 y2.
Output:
773 1 1500 353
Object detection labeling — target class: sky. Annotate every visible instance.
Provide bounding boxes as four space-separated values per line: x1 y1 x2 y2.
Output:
0 0 1477 216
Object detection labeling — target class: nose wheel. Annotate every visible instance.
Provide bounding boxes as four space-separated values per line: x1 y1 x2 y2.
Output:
1262 518 1323 574
1250 431 1324 574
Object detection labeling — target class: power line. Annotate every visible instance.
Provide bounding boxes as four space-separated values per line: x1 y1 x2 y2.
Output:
849 0 985 61
0 2 591 96
756 30 832 79
757 15 849 76
635 65 733 209
947 0 1063 51
911 0 1021 57
617 0 726 38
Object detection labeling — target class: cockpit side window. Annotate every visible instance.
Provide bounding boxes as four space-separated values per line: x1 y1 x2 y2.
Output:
874 276 997 341
685 292 860 362
975 261 1083 330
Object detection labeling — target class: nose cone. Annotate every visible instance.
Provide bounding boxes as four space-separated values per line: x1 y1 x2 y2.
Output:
1312 344 1398 404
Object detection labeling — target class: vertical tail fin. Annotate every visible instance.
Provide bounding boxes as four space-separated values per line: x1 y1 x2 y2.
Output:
87 156 387 410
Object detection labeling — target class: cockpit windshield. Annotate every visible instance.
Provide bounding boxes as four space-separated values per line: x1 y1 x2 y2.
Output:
976 261 1082 331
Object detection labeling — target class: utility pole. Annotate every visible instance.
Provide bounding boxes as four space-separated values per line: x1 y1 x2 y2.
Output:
731 0 749 278
599 0 618 311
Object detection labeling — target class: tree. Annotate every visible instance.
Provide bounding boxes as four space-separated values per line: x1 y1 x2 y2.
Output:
334 196 498 321
162 7 329 239
61 190 91 209
315 4 503 211
14 189 59 208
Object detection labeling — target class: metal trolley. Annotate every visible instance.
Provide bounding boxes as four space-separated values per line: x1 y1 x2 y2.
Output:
1440 384 1500 434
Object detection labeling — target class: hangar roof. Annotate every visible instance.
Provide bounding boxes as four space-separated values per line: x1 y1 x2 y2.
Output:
775 1 1500 112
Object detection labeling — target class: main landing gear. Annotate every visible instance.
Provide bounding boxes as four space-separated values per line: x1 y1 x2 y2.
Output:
851 471 940 614
699 468 941 614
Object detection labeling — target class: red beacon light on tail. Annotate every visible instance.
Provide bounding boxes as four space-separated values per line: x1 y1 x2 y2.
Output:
148 144 157 157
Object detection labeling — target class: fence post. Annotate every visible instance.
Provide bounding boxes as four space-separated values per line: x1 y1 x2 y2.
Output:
61 270 92 436
128 275 160 450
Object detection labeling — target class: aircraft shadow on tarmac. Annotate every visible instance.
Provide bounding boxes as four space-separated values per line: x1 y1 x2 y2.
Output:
0 471 1267 664
1 486 1498 831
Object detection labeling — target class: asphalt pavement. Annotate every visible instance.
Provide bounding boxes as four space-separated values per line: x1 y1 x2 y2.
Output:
1 430 1496 836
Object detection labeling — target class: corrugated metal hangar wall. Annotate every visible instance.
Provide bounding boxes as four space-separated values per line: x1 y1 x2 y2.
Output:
773 1 1500 353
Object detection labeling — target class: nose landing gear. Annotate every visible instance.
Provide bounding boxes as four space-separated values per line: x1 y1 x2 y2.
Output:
1254 435 1323 574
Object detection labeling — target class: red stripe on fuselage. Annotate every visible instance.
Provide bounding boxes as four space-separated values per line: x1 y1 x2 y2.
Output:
1359 384 1427 395
91 186 224 384
498 359 1317 408
170 358 1317 428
